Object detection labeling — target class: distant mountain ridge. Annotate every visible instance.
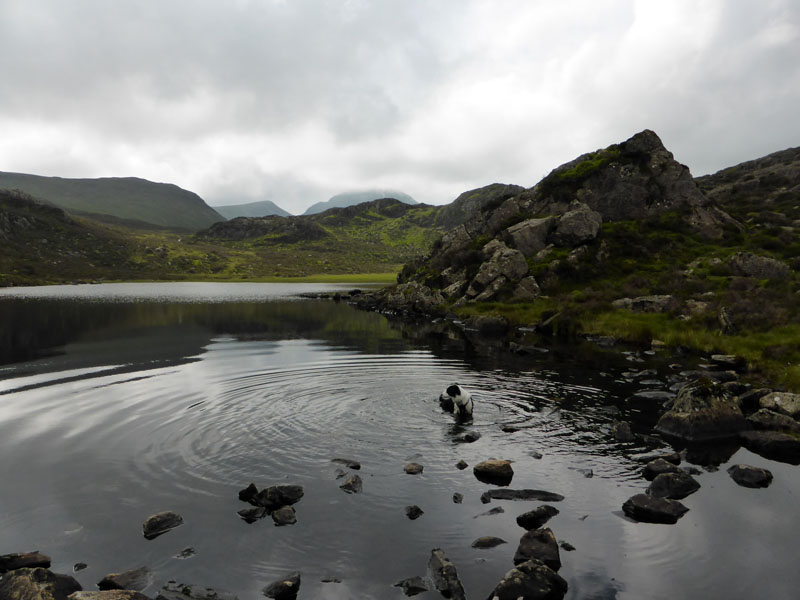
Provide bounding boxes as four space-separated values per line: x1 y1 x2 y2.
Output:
303 190 416 215
0 171 224 231
213 200 290 219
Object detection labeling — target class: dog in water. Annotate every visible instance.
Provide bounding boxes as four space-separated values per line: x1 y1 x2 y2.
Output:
439 383 473 418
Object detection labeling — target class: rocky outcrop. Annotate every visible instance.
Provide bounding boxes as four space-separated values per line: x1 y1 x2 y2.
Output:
485 559 568 600
435 183 525 230
654 380 748 442
727 252 790 280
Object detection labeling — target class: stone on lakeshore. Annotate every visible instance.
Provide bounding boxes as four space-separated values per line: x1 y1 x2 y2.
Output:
97 567 152 592
485 559 568 600
73 563 88 572
0 568 82 600
642 458 681 481
481 489 564 504
759 392 800 419
747 409 800 434
473 460 514 486
404 462 424 474
0 551 51 573
647 471 701 499
238 507 268 523
428 548 466 600
622 493 689 524
393 576 429 597
740 431 800 465
405 505 424 520
727 464 774 488
253 485 304 510
262 572 300 600
471 536 507 549
70 593 150 600
654 380 747 442
339 474 363 494
142 511 184 539
513 528 561 571
516 505 560 530
272 506 297 526
331 458 361 470
155 581 239 600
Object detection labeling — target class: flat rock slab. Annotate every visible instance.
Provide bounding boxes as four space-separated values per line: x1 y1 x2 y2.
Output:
155 581 239 600
727 464 774 488
98 567 152 592
622 493 689 524
740 431 800 465
646 471 701 500
473 459 514 485
0 568 82 600
481 489 564 504
393 576 429 597
70 593 150 600
471 536 507 549
263 572 301 600
143 511 184 540
404 462 424 474
513 528 561 571
0 551 51 573
339 474 363 494
428 549 465 600
486 559 568 600
516 505 560 530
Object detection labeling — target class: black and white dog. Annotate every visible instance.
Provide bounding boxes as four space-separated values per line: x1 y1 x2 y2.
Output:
439 383 473 418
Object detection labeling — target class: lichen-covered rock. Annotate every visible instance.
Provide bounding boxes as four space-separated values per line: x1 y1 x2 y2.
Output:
758 392 800 419
654 380 747 442
727 252 790 280
622 493 689 524
465 240 528 301
428 548 465 600
512 276 542 302
642 458 681 481
727 464 773 488
513 528 561 570
0 568 81 600
485 559 568 600
142 511 183 539
384 282 445 314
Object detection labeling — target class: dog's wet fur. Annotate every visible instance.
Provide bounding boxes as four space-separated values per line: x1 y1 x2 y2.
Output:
439 383 473 418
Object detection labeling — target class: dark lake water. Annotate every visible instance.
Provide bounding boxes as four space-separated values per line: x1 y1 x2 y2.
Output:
1 282 798 599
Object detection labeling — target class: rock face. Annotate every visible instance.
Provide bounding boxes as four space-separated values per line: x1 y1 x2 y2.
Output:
654 380 748 442
513 528 561 571
428 549 466 600
473 459 514 485
142 511 184 539
622 493 689 524
642 458 681 481
727 464 774 488
0 568 82 600
339 474 363 494
486 559 568 600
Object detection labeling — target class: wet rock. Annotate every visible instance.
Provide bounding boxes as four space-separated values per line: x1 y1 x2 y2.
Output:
612 421 636 442
747 409 800 434
70 593 150 600
98 567 152 592
727 464 774 488
455 460 469 470
272 506 297 526
737 388 772 412
654 380 747 442
428 548 466 600
740 431 800 465
331 458 361 470
393 576 429 597
559 541 576 552
481 489 565 504
471 536 507 549
516 505 560 530
142 511 184 539
73 564 88 573
513 528 561 571
453 493 464 504
474 506 505 518
155 581 239 600
549 203 602 248
339 474 363 493
238 483 258 503
457 431 482 443
642 458 681 481
759 392 800 419
0 551 51 573
253 485 304 510
174 548 196 560
262 572 300 600
404 462 424 474
0 568 82 600
647 471 701 499
485 559 568 600
237 507 268 523
405 505 424 520
473 460 514 486
622 493 689 524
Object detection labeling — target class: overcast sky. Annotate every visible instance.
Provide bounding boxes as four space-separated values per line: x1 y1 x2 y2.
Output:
1 1 798 214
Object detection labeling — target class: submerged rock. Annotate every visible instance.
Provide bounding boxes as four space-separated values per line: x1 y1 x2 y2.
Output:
237 507 268 523
428 549 466 600
142 511 184 540
727 464 774 488
253 485 304 510
514 528 561 570
654 380 747 442
155 581 239 600
647 471 701 499
474 506 505 518
262 572 300 600
471 536 507 549
622 493 689 524
404 463 424 475
331 458 361 470
339 474 363 494
516 505 560 530
485 559 568 600
98 567 152 592
271 506 297 526
481 489 564 504
0 551 51 573
393 576 429 597
0 568 81 600
473 460 514 485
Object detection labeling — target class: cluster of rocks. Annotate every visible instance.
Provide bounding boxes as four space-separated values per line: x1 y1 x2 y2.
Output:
237 483 304 526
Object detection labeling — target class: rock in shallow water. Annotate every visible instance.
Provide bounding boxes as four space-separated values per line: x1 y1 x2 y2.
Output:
155 581 239 600
516 505 560 530
485 559 568 600
98 567 152 592
272 506 297 526
474 459 514 485
513 528 561 571
263 573 301 600
142 511 184 540
0 568 81 600
428 549 465 600
642 458 681 481
654 380 747 442
646 471 701 500
622 493 689 524
404 462 424 474
727 464 773 488
405 505 424 520
253 485 304 510
71 593 151 600
739 431 800 465
481 489 564 504
331 458 361 470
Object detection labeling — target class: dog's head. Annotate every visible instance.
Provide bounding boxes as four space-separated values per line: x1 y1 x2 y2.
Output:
440 383 473 416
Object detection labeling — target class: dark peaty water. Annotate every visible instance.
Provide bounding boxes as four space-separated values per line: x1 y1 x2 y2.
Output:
0 283 798 599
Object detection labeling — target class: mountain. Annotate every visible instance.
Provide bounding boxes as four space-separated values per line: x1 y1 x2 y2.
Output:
213 200 291 219
303 190 417 215
0 171 224 231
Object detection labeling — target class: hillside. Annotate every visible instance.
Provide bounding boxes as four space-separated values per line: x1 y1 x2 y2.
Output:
214 200 291 219
0 171 224 231
302 190 416 215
